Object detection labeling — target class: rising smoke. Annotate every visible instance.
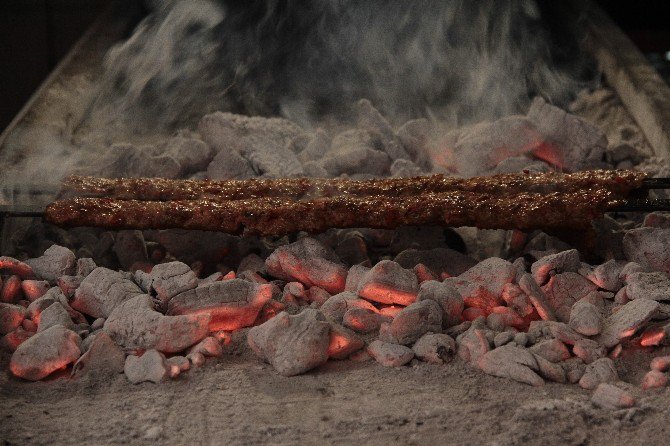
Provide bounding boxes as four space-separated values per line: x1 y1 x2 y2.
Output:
85 0 593 135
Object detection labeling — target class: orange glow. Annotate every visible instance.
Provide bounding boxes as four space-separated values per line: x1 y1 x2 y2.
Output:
640 327 666 347
491 306 526 329
1 328 33 352
20 280 50 302
212 330 233 345
254 300 286 326
221 271 236 281
461 287 501 313
378 305 403 318
359 283 417 306
1 275 22 303
529 141 563 169
327 329 364 359
0 257 34 279
413 264 437 283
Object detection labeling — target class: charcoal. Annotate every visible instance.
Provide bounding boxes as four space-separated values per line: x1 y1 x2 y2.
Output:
147 261 198 306
187 336 222 358
448 116 544 176
159 135 214 175
390 300 442 345
531 249 581 285
167 279 272 331
113 230 148 271
306 287 330 306
390 159 424 178
394 248 477 278
38 302 74 332
579 358 619 390
450 258 515 311
533 353 567 383
0 256 35 278
299 128 331 163
22 319 37 332
541 272 597 323
167 355 190 373
105 295 210 353
342 308 380 333
247 309 331 376
477 345 544 386
564 358 587 384
596 299 659 348
527 320 584 346
501 283 534 318
71 332 125 379
396 118 431 164
514 332 529 347
57 276 82 298
206 146 255 179
9 325 81 381
526 97 607 171
320 146 391 177
344 265 370 292
27 288 60 322
367 340 414 367
569 301 603 336
357 260 418 306
188 351 206 367
625 272 670 301
0 303 27 335
238 253 267 275
529 339 570 363
620 262 650 282
20 280 50 302
320 292 378 324
587 260 626 292
302 161 330 178
198 112 305 158
91 318 105 331
643 212 670 229
417 280 464 328
456 324 491 363
1 327 32 352
494 331 515 347
328 323 365 359
641 370 667 390
334 234 369 266
266 237 347 294
87 143 182 178
71 267 144 319
572 338 606 365
124 350 169 384
24 245 75 282
591 383 635 409
651 356 670 371
1 275 22 303
488 306 525 330
623 227 670 274
413 333 456 364
356 99 410 161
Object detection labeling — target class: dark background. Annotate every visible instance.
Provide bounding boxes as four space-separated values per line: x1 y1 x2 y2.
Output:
0 0 668 133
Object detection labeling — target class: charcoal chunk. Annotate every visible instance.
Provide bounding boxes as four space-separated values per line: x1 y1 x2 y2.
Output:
623 227 670 274
477 345 544 386
390 300 442 345
367 340 414 367
10 325 81 381
541 272 597 323
105 295 210 353
417 280 464 328
531 249 581 285
72 332 125 379
357 260 418 306
124 350 168 384
167 279 273 331
625 272 670 301
147 261 198 306
25 245 76 281
412 333 456 364
247 309 330 376
394 248 477 278
591 383 635 409
0 303 27 335
579 358 618 390
266 237 347 294
596 299 659 348
71 267 144 319
37 302 74 332
113 230 148 270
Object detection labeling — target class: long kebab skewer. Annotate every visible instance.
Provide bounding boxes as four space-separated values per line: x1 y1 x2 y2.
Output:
58 170 647 202
45 188 625 236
